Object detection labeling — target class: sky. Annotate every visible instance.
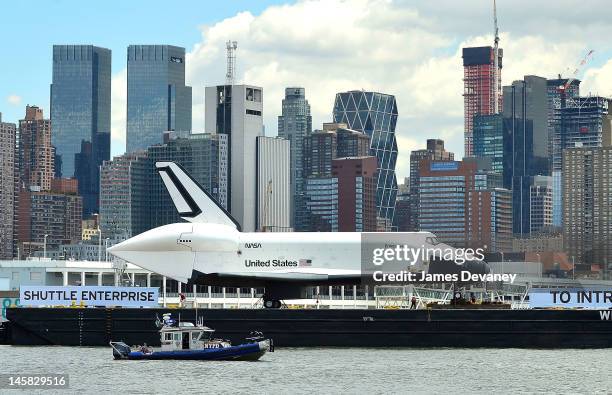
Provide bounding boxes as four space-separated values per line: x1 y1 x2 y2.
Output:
1 0 611 180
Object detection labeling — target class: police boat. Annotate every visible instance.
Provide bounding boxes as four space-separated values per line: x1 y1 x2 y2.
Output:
110 315 272 361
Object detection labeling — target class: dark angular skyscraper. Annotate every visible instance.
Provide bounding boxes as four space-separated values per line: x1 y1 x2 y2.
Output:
51 45 111 217
502 76 550 235
333 91 399 229
127 45 192 152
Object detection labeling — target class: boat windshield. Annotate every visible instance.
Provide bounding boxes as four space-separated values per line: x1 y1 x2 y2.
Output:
198 330 213 341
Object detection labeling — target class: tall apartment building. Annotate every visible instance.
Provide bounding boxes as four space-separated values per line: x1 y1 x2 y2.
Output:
333 157 377 232
563 146 612 276
256 137 290 231
205 85 263 232
408 139 454 231
51 45 111 216
419 159 512 252
14 184 82 257
552 96 612 226
333 91 399 229
18 106 54 191
277 87 312 227
301 124 371 231
0 114 16 258
127 45 192 152
99 151 148 243
462 46 503 157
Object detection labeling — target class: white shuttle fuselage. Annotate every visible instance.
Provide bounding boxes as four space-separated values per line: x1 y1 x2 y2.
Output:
109 221 440 285
107 161 465 305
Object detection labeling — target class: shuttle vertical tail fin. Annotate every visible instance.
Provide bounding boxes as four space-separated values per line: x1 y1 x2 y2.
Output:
155 161 241 231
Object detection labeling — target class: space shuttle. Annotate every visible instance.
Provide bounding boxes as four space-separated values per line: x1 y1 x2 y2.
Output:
108 162 487 308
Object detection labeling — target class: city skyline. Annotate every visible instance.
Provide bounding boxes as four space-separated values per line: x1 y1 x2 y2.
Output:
2 0 611 180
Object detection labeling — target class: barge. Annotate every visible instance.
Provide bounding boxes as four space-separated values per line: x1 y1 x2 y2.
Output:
6 306 612 348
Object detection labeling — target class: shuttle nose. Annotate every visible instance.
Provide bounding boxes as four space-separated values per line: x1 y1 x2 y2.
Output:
107 224 195 283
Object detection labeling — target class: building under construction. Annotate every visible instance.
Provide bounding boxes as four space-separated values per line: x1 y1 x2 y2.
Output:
462 46 503 158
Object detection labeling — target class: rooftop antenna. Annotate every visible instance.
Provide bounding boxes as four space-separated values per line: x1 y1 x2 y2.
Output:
493 0 500 114
225 40 238 85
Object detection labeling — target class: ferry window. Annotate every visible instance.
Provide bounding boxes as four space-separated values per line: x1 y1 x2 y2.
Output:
192 332 199 341
174 334 181 341
164 333 172 341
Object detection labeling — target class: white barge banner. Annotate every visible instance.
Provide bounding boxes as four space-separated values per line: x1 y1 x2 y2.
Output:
529 288 612 309
20 286 159 307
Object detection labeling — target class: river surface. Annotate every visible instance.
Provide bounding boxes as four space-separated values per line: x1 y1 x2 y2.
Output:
0 346 610 394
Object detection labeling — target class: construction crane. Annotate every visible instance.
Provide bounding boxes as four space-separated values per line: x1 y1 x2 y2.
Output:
225 40 237 85
492 0 500 114
559 49 594 92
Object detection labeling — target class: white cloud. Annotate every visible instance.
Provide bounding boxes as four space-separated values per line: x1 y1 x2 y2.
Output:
582 58 612 97
111 0 612 179
7 94 21 106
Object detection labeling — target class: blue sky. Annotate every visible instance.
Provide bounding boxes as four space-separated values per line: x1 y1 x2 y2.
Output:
0 0 286 124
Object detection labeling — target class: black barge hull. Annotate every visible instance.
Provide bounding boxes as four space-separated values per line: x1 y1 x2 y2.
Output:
6 307 612 348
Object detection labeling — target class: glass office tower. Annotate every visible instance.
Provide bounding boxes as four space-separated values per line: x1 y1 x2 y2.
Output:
51 45 111 217
127 45 192 152
278 87 312 228
333 90 399 229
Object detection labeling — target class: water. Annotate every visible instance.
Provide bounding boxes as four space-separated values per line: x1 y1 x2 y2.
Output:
0 346 610 394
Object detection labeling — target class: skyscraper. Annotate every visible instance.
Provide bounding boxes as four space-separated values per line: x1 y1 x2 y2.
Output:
563 146 612 277
301 123 371 231
503 76 551 235
14 182 82 257
333 91 399 229
18 106 54 191
0 113 16 259
256 136 290 231
419 159 511 252
127 45 192 152
99 151 148 243
503 76 549 164
205 85 263 232
552 96 611 226
278 87 312 227
462 46 503 157
473 114 505 174
333 157 377 232
408 139 454 231
51 45 111 217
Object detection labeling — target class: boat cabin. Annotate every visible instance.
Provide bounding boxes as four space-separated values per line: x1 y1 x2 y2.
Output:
160 322 228 351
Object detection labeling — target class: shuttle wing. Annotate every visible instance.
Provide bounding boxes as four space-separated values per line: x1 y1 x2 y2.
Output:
156 161 241 231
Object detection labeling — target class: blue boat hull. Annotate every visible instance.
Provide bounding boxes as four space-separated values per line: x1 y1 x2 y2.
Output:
124 342 267 361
